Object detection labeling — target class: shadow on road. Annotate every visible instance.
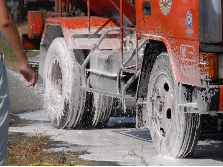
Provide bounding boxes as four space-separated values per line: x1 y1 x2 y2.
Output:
112 128 152 143
191 130 223 162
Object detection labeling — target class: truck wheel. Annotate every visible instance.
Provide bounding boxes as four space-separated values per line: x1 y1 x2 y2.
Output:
147 54 201 158
94 94 113 128
82 94 113 128
44 37 85 128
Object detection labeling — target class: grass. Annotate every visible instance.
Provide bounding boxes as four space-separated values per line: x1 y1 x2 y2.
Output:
5 132 86 166
5 132 120 166
0 42 16 61
0 41 39 70
0 23 38 70
0 42 38 61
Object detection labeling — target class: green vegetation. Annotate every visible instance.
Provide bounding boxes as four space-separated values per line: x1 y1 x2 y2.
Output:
0 41 39 70
0 41 38 62
0 41 17 62
5 132 85 166
5 132 120 166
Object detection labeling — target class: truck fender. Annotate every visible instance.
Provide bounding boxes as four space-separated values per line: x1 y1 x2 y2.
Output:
136 40 183 128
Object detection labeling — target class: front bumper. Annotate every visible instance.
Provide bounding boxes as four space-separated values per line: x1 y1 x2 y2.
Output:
178 84 223 114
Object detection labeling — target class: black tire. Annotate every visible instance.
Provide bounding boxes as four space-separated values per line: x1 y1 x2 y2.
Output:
82 94 113 128
147 53 201 158
94 94 113 128
44 37 86 128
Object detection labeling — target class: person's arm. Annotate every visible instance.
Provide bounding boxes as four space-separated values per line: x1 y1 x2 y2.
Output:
0 0 36 87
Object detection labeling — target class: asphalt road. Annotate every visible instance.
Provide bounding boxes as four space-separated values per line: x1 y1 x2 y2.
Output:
7 69 223 166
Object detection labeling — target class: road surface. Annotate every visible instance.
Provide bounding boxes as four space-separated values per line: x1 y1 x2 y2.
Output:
7 69 223 166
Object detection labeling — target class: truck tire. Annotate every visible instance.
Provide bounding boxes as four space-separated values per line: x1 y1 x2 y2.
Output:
44 37 86 128
82 94 113 128
147 53 201 158
94 94 113 128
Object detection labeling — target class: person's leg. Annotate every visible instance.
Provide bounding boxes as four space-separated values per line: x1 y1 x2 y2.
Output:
0 54 10 165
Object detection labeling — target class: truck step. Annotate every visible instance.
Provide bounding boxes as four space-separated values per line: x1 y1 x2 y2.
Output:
178 103 198 113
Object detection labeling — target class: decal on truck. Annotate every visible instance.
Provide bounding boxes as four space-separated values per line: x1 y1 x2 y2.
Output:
159 0 172 15
180 44 196 77
186 11 192 28
186 11 193 37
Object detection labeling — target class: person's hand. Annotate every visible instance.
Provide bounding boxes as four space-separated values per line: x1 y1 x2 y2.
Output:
19 64 37 87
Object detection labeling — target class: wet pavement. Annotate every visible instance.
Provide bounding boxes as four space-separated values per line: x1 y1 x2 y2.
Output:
8 110 223 166
8 69 44 113
7 69 223 166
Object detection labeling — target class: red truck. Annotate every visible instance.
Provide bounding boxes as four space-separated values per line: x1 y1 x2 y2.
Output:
23 0 223 158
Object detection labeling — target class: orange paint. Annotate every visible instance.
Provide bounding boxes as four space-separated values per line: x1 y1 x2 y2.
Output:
25 0 219 87
45 17 118 30
136 0 198 41
219 86 223 111
83 0 136 25
28 11 44 39
22 34 40 50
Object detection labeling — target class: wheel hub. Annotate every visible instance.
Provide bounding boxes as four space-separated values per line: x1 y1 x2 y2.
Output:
151 75 173 137
48 59 62 105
